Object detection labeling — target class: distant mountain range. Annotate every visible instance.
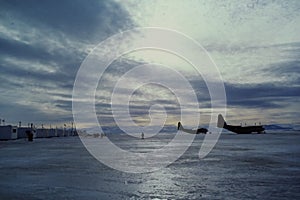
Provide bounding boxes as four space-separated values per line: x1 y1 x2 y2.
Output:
264 124 298 131
80 124 299 134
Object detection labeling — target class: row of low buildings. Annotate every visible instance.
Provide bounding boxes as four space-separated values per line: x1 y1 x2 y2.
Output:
0 125 77 140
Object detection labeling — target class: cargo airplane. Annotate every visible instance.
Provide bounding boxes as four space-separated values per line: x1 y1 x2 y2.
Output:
177 122 208 134
217 114 265 134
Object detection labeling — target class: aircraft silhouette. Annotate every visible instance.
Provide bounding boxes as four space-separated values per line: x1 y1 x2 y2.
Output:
177 122 208 134
217 114 265 134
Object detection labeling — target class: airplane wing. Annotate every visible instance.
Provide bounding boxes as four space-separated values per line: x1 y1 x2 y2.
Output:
181 128 198 134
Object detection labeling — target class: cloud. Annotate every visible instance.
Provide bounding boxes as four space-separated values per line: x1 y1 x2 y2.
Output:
0 0 134 125
210 81 299 109
188 75 300 124
0 0 133 41
264 52 300 86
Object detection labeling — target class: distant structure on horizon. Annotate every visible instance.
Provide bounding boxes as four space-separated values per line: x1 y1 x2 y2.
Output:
0 125 18 140
0 122 78 141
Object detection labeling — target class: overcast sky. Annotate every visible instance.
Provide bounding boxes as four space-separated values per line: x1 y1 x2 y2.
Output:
0 0 299 128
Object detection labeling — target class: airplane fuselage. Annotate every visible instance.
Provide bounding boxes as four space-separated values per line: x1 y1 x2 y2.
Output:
177 122 208 134
218 114 265 134
223 124 265 134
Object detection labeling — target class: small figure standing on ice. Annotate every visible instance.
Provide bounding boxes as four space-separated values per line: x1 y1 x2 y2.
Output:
141 132 144 140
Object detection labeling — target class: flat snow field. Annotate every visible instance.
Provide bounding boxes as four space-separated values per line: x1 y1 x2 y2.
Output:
0 132 300 200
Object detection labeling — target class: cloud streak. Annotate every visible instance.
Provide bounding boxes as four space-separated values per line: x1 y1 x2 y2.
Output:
0 0 134 125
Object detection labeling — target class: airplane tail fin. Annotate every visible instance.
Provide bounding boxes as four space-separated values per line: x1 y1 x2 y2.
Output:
217 114 227 128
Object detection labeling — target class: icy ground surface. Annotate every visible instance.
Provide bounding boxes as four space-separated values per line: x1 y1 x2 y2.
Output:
0 132 300 199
